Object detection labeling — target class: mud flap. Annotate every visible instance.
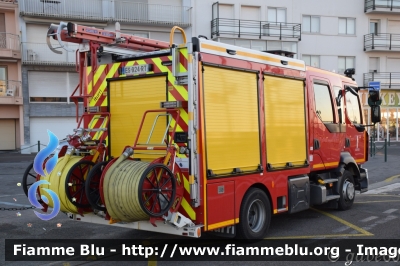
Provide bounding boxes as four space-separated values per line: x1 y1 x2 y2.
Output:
207 225 236 238
359 167 369 193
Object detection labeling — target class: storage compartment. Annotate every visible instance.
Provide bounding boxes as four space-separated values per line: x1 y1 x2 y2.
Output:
288 175 310 213
310 184 326 205
264 75 307 170
202 65 261 176
108 75 167 159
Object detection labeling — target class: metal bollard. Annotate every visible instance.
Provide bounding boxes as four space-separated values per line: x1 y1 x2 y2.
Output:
38 140 40 152
384 139 387 162
370 136 373 157
373 139 376 157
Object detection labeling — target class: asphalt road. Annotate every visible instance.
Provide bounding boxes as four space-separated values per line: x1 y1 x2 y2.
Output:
1 146 400 266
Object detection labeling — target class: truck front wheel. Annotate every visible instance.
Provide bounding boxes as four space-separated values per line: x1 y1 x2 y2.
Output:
338 170 355 210
236 188 271 240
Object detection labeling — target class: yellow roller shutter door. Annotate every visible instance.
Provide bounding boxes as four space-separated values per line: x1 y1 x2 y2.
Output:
264 76 307 169
203 66 261 176
109 76 167 159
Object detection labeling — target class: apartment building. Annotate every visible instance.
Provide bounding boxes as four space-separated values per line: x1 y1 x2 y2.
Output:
16 0 400 153
0 0 22 150
194 0 400 142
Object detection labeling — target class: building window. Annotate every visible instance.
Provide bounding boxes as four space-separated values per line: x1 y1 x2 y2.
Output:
302 55 320 68
0 66 6 80
268 41 297 57
339 18 355 35
338 56 355 75
369 57 379 72
251 40 267 51
241 6 261 21
121 31 149 38
303 15 320 33
268 7 286 23
0 66 7 96
30 97 68 103
370 20 379 35
235 39 251 49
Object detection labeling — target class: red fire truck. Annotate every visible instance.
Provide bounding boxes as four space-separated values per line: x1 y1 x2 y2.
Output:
25 22 380 240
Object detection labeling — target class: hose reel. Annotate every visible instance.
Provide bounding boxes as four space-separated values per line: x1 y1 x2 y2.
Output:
101 155 184 222
100 109 185 223
39 155 83 214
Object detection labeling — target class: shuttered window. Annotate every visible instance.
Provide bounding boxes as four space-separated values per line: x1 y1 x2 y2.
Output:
202 65 261 176
28 71 78 103
264 75 307 169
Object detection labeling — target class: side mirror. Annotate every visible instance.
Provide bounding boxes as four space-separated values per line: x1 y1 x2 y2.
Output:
371 105 381 123
336 90 342 106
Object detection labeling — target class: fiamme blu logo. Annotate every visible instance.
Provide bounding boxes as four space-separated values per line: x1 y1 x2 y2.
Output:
28 130 61 221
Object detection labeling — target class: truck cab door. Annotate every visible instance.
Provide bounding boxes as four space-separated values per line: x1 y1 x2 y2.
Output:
343 84 366 163
310 78 345 170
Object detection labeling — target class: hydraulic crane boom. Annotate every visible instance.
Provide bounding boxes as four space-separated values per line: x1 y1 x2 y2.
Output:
46 21 185 122
47 22 170 54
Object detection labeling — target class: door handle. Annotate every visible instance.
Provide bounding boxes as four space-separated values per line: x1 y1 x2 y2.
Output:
314 139 320 150
345 138 350 147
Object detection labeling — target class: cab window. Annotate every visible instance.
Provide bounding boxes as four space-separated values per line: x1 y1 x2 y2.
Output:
313 82 334 123
346 90 362 124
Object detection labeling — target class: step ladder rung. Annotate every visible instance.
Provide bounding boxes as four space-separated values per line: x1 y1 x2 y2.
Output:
326 195 340 201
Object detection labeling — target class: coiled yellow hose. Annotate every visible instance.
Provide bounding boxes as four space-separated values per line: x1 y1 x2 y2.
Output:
39 155 83 213
103 154 151 222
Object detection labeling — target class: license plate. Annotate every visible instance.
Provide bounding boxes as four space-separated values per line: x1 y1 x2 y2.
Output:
123 64 152 75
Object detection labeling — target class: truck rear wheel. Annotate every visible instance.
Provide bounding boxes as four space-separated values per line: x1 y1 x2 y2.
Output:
22 162 36 197
338 170 355 210
236 188 271 240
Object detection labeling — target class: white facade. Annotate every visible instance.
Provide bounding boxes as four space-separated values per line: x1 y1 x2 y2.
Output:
18 0 400 150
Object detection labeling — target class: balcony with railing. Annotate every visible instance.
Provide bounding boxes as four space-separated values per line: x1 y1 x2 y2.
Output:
211 18 301 41
364 72 400 88
364 33 400 51
0 33 21 59
0 80 22 105
22 42 78 66
0 0 18 6
365 0 400 13
19 0 191 27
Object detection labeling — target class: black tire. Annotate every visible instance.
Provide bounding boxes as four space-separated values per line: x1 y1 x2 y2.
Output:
65 160 95 208
85 161 108 211
338 170 355 210
236 188 271 240
22 162 36 197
